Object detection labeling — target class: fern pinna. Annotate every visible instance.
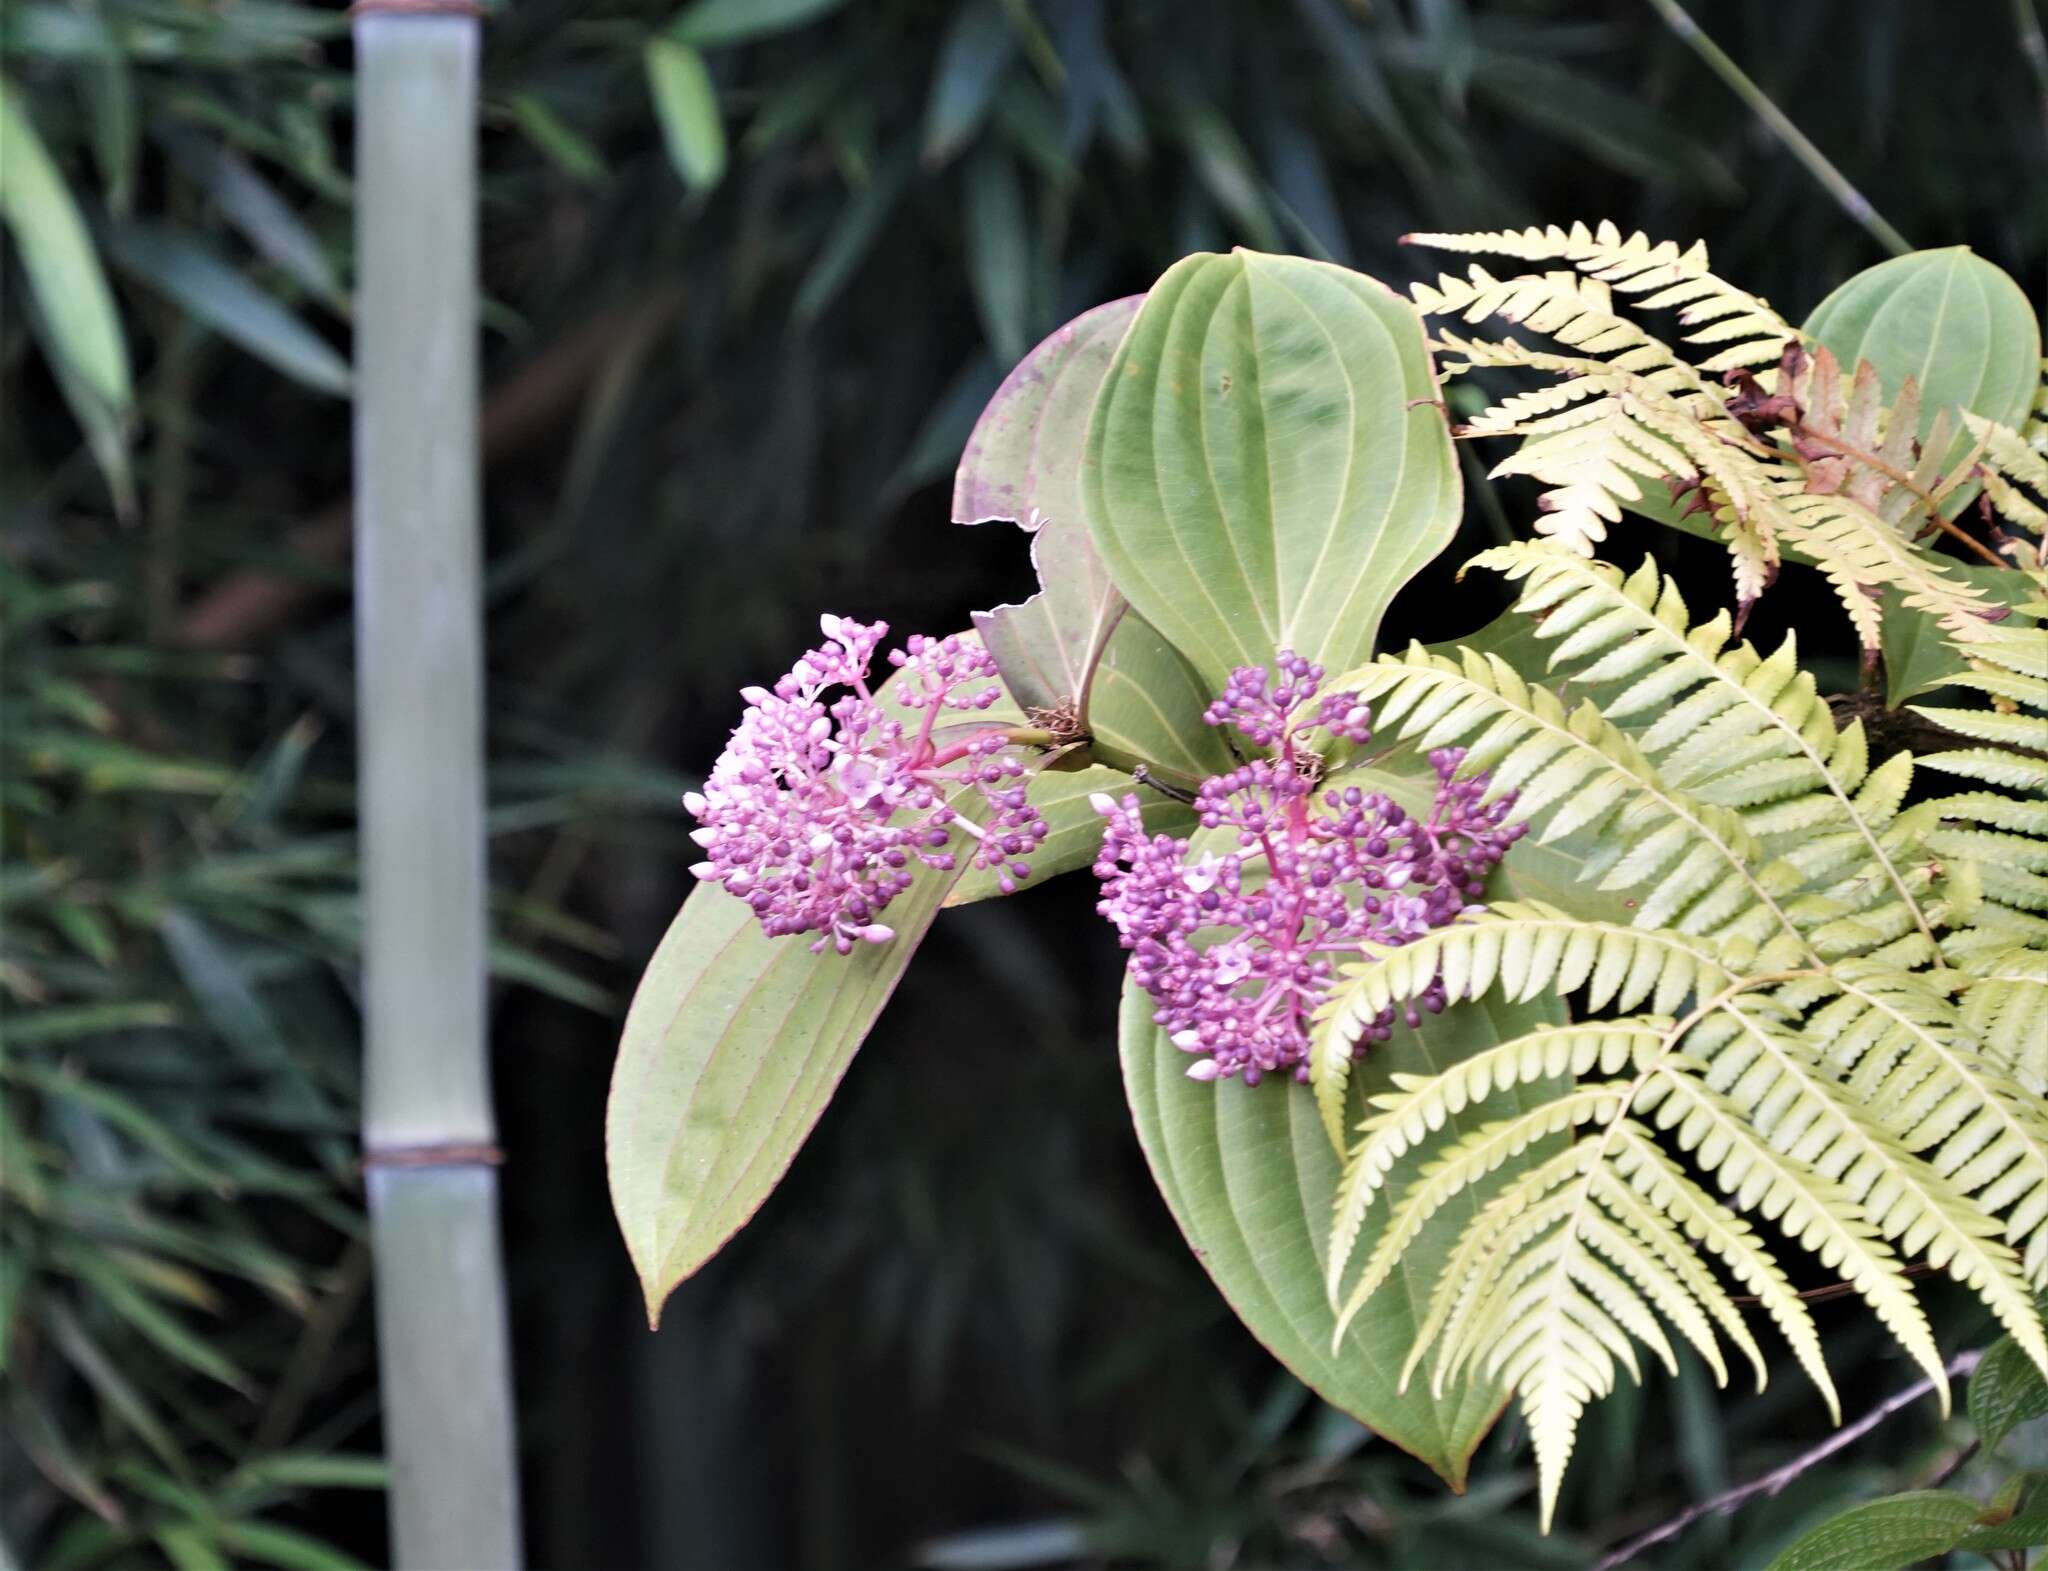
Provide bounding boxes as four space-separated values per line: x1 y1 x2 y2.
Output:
1314 541 2048 1528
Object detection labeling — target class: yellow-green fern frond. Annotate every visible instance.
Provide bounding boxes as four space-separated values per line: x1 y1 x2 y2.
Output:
1329 645 1804 946
1405 221 1793 370
1313 539 2048 1527
1960 948 2048 1096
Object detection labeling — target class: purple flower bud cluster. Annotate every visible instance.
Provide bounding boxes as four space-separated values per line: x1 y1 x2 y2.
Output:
1094 653 1524 1086
687 616 1049 953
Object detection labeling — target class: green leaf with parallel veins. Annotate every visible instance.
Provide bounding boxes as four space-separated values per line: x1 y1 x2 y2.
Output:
1084 250 1460 693
1804 248 2041 442
1121 980 1562 1487
608 861 967 1324
1763 1491 1981 1571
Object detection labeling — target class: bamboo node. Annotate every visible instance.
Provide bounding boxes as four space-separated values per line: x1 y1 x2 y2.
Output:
349 0 485 17
362 1140 505 1169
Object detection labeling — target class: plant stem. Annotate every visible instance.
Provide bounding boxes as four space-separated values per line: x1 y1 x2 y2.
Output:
1641 0 1912 257
354 10 523 1567
1591 1350 1982 1570
2018 0 2048 150
1791 424 2008 567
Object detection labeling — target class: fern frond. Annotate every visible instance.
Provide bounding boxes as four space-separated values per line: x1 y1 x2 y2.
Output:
1960 948 2048 1096
1331 646 1803 946
1963 409 2048 535
1325 1018 1670 1290
1410 230 2024 643
1461 542 1960 966
1635 1068 1946 1393
1773 490 2007 649
1405 221 1793 369
1316 517 2047 1520
1683 1000 2046 1352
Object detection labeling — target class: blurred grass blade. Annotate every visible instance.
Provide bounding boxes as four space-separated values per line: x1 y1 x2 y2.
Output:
216 1522 372 1571
12 1063 232 1191
45 1301 186 1473
1175 101 1280 251
80 17 136 216
226 1453 390 1493
159 128 346 310
924 0 1015 167
963 144 1029 362
792 144 913 322
0 74 133 412
645 38 726 193
155 1525 233 1571
667 0 849 47
100 221 352 395
504 92 608 185
7 1390 121 1522
62 1251 253 1394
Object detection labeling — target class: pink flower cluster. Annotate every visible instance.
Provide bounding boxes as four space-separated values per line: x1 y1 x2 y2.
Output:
1093 653 1523 1085
686 616 1048 953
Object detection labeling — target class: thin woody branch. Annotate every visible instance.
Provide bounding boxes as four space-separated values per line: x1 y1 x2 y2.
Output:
1591 1351 1982 1571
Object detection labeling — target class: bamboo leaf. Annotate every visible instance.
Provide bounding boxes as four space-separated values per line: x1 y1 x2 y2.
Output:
923 0 1014 168
0 73 133 411
645 38 726 194
216 1522 373 1571
1083 251 1460 692
608 863 969 1324
1121 980 1562 1487
45 1301 186 1473
100 221 352 395
667 0 849 48
962 143 1029 364
159 128 345 309
226 1453 391 1493
791 145 913 322
156 1526 233 1571
505 92 608 185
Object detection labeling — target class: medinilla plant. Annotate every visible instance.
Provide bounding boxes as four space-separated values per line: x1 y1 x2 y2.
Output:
607 230 2048 1531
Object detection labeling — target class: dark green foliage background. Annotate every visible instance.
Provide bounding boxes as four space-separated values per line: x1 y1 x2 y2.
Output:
3 1 2044 1566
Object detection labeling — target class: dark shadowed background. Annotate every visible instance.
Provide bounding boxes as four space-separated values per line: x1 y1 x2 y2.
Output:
5 2 2045 1566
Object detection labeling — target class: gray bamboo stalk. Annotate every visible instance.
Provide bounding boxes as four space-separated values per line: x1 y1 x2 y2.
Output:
353 10 522 1568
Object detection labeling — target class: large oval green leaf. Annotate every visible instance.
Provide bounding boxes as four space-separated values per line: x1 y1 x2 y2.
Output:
1803 247 2041 438
1121 978 1562 1487
1083 250 1460 691
608 864 965 1325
